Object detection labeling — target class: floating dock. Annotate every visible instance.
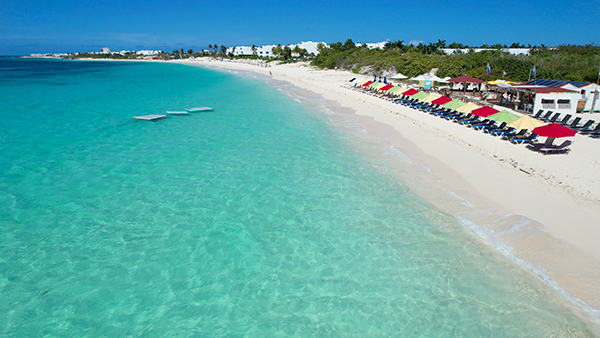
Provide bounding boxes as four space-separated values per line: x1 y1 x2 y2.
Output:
133 114 167 121
166 111 189 115
185 107 213 112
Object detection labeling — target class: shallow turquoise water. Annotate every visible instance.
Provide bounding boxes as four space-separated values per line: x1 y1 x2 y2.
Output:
0 58 597 337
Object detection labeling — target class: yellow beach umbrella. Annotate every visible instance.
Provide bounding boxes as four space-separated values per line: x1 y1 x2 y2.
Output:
488 80 516 85
374 83 387 89
507 115 545 130
356 79 370 86
420 93 441 103
455 102 481 114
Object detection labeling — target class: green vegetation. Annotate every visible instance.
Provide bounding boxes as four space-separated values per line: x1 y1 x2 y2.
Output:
311 39 600 83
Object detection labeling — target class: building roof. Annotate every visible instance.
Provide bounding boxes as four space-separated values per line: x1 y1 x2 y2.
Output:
513 86 579 94
523 79 590 88
447 75 485 83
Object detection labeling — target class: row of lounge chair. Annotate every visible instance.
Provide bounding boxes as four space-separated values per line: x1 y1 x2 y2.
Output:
533 110 600 138
344 83 576 154
392 95 542 145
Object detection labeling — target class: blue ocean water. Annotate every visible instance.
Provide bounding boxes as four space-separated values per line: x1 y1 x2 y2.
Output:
0 58 596 337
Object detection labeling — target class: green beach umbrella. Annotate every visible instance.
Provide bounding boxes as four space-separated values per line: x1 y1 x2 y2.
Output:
486 110 520 123
442 99 467 110
388 86 402 93
411 91 429 100
368 81 382 88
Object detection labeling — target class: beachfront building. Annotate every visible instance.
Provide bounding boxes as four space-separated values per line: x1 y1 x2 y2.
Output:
511 85 580 115
519 80 600 113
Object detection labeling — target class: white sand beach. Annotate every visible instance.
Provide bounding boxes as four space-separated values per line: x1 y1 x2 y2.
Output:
178 58 600 319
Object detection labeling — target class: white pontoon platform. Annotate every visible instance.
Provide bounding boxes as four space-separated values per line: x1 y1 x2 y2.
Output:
133 114 167 121
185 107 213 112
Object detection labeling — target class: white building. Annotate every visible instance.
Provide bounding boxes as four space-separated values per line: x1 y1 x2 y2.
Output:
227 41 325 57
512 84 581 115
136 50 161 56
441 48 530 56
520 80 600 112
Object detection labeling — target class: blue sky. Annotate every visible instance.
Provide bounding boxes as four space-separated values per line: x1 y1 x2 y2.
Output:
1 0 599 55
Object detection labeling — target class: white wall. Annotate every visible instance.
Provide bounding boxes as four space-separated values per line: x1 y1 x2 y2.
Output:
533 92 580 116
579 84 600 112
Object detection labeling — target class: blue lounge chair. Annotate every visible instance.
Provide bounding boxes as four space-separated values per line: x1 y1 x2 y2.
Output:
557 114 572 126
455 115 478 124
572 120 595 132
580 123 600 135
566 117 582 128
482 122 507 133
509 133 538 144
502 129 526 139
538 111 553 121
489 127 516 136
544 112 561 123
473 121 499 130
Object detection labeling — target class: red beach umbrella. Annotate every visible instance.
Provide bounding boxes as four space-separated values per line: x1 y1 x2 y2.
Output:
380 84 394 91
447 75 485 84
531 123 578 138
470 106 499 118
430 96 452 105
402 88 420 96
362 80 374 87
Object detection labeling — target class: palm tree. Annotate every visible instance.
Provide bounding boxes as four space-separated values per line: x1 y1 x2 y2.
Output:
187 49 194 55
292 45 302 58
272 44 283 58
251 44 257 57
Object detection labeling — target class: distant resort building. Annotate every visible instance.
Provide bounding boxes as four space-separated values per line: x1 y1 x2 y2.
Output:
107 49 162 56
227 41 324 57
441 48 531 56
29 48 163 58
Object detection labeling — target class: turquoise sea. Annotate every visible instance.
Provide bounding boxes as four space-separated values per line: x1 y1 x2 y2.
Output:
0 58 597 337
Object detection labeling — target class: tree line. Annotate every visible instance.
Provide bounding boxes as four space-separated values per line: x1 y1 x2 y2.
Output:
311 39 600 83
68 43 312 62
